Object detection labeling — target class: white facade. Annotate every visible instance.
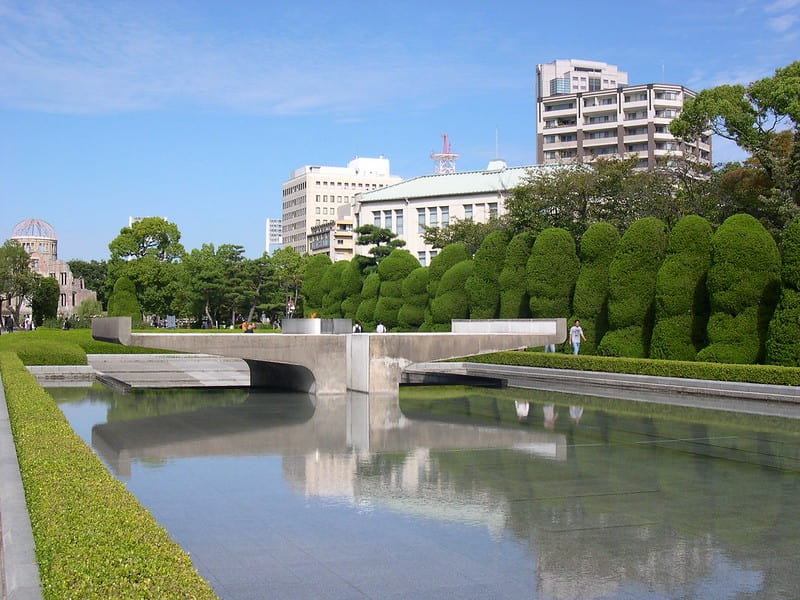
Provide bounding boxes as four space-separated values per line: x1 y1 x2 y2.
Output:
265 217 283 254
353 161 551 266
536 59 711 168
281 157 402 254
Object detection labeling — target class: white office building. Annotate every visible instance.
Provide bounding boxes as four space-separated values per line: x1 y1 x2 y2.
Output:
536 59 711 168
265 218 283 254
353 160 553 266
281 157 402 254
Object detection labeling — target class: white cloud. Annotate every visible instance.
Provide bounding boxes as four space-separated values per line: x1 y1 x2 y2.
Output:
0 1 524 116
768 13 799 31
765 0 800 12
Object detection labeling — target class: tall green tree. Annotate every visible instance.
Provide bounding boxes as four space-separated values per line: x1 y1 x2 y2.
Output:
271 247 305 318
67 259 109 308
0 239 37 325
354 225 406 271
670 61 800 216
301 254 332 316
107 218 185 317
429 260 474 330
177 244 227 326
374 250 420 329
423 217 506 256
398 267 429 330
30 275 60 326
107 276 141 322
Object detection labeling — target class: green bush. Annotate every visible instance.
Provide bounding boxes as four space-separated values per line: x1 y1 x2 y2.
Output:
767 217 800 365
453 348 800 386
339 258 364 319
106 276 141 322
571 222 619 354
398 267 429 330
0 336 86 365
650 215 712 360
374 250 420 329
300 254 332 316
498 232 533 318
0 352 218 599
527 228 579 319
466 231 509 318
426 243 469 298
599 217 668 357
430 259 474 326
698 214 781 364
318 261 349 317
355 272 380 328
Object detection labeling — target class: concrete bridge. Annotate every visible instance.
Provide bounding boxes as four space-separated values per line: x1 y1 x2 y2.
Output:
92 317 565 395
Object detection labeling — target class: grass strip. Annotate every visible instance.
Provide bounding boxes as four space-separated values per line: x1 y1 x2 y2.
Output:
0 351 219 599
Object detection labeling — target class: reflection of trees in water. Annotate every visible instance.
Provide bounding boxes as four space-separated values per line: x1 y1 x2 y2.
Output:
398 386 800 598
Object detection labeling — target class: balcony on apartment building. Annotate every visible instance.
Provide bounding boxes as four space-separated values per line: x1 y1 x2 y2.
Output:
543 117 578 130
583 112 618 129
582 94 618 113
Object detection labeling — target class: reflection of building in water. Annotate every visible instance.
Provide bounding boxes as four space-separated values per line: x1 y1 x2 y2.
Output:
283 452 356 501
8 218 97 319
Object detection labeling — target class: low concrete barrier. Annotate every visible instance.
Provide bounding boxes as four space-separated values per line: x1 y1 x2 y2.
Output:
281 318 353 334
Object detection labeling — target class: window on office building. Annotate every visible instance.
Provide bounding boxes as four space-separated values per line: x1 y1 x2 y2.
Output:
395 210 404 235
489 203 498 219
429 207 438 227
464 204 473 220
417 208 426 233
384 210 392 231
417 252 426 266
441 206 449 226
374 212 381 227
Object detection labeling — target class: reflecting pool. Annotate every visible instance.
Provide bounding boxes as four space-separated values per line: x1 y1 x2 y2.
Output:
49 384 800 600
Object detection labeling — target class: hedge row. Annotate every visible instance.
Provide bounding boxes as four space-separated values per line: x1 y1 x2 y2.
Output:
0 352 218 599
0 336 87 365
454 349 800 386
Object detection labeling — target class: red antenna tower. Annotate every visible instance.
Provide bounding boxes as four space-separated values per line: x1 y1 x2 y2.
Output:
430 133 459 174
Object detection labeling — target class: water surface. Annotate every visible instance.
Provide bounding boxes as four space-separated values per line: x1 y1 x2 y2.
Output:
50 384 800 600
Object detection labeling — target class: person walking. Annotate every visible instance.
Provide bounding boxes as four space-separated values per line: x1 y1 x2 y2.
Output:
569 319 586 355
376 321 387 333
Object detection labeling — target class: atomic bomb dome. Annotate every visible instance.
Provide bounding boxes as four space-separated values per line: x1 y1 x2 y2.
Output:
11 218 57 240
5 218 97 322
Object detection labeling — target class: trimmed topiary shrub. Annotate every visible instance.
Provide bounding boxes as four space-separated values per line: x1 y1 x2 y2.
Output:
339 258 364 320
319 260 349 317
106 276 141 322
374 250 420 329
526 228 579 320
430 259 474 328
422 243 470 329
598 217 668 358
355 272 380 329
0 352 218 599
499 232 533 319
570 222 619 355
300 254 332 316
398 267 430 330
650 215 712 361
767 217 800 365
466 231 509 318
697 213 781 364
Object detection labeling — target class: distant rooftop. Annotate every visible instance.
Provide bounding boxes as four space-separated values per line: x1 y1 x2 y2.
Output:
358 163 557 202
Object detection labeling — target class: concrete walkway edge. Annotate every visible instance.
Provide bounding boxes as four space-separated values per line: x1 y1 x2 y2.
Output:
0 373 43 600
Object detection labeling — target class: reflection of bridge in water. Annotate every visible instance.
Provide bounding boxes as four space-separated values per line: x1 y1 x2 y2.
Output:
91 392 567 478
92 317 565 394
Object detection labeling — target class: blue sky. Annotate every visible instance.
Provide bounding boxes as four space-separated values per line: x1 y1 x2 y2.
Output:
1 0 798 261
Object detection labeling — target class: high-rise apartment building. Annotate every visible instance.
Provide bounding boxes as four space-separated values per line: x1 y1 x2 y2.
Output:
281 157 402 254
536 59 711 168
265 218 283 255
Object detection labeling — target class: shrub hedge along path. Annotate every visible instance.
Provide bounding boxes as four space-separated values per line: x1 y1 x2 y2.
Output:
0 345 219 599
